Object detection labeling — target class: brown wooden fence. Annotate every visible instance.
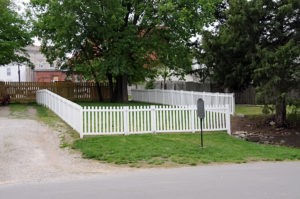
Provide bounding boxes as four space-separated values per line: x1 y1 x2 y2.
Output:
235 87 256 104
0 82 111 103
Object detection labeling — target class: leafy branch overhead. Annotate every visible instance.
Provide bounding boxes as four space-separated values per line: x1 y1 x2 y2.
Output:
30 0 221 102
0 0 32 65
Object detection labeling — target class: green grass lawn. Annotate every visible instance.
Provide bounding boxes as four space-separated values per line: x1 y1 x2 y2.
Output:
235 104 300 116
235 105 263 115
77 101 156 107
73 132 300 167
9 103 29 117
9 103 300 168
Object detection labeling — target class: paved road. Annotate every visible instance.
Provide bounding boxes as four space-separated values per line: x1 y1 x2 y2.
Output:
1 161 299 199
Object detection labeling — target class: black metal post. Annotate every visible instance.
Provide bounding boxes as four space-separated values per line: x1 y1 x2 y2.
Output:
200 118 203 148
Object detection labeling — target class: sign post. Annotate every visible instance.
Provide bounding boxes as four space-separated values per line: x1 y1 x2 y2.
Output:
197 98 205 148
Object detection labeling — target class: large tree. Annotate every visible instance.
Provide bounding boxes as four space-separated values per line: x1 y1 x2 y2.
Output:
253 0 300 126
199 0 300 126
199 0 262 92
0 0 32 65
30 0 220 102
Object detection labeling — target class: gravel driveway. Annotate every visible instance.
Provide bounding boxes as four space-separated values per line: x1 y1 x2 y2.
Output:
0 107 128 185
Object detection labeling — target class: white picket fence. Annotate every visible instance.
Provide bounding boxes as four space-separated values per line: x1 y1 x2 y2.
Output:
36 89 83 136
131 89 235 114
36 89 231 138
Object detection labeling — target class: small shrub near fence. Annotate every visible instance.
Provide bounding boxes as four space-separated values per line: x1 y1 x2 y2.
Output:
37 90 231 138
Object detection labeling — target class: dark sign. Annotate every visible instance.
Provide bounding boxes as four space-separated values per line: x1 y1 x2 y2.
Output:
197 98 205 119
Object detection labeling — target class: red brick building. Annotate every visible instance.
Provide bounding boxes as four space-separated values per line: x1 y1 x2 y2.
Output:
26 46 67 82
34 70 67 82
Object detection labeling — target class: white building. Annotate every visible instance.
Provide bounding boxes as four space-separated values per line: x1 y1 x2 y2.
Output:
0 45 63 82
0 63 34 82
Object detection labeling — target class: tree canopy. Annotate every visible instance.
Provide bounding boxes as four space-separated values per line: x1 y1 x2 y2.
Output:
199 0 262 92
253 0 300 126
0 0 32 65
30 0 221 102
199 0 300 126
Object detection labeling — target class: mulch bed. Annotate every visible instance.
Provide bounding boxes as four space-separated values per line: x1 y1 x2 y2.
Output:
231 115 300 148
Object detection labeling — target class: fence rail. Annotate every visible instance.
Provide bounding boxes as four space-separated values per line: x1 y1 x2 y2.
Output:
36 90 231 138
131 89 235 114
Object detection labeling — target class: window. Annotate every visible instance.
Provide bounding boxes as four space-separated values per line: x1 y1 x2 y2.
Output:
52 76 59 82
39 62 44 68
50 63 54 67
7 68 11 76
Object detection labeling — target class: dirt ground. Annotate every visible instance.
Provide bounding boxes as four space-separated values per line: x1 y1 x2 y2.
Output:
231 115 300 148
0 106 131 185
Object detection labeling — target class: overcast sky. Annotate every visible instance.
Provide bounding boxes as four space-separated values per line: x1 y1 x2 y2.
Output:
13 0 29 13
12 0 41 46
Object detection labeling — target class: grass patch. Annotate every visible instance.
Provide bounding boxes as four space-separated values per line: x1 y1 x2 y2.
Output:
235 105 263 115
34 104 59 125
73 132 300 167
8 103 78 148
77 101 156 107
34 104 80 147
9 103 29 117
236 104 300 116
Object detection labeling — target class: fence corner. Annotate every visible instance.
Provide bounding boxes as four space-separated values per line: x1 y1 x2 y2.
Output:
79 107 84 138
225 104 231 135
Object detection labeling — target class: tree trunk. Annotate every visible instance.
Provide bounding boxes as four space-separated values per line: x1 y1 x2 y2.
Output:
275 95 287 127
95 81 103 102
107 73 114 102
112 75 128 102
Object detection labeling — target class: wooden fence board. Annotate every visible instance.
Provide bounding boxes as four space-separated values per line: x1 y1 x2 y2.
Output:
0 82 111 103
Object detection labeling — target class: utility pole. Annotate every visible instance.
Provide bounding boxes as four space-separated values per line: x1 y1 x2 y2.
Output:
18 64 20 83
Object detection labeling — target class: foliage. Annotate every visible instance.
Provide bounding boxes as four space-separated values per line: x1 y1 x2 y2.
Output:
261 105 275 115
0 94 10 106
253 0 300 126
0 0 32 65
199 0 300 126
73 132 300 167
145 78 155 89
199 0 261 92
29 0 221 102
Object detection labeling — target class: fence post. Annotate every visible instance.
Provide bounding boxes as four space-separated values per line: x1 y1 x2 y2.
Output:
124 106 129 135
225 104 231 135
151 105 156 133
180 90 183 105
232 93 235 114
79 107 84 138
190 106 195 133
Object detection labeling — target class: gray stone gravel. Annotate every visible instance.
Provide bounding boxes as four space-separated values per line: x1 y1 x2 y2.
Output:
0 107 129 185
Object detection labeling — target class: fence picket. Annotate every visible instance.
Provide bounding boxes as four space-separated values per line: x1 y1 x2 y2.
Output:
131 89 235 114
37 90 231 137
